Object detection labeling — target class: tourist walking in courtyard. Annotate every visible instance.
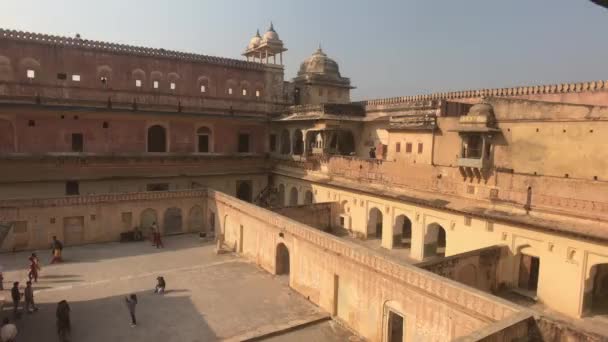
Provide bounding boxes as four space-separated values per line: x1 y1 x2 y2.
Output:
50 236 64 264
56 300 71 341
0 318 18 342
154 276 166 294
369 147 376 159
125 294 138 327
10 282 21 318
152 222 164 248
24 281 38 313
28 252 41 282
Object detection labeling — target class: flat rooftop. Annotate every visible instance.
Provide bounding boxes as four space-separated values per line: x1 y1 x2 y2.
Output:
0 234 357 341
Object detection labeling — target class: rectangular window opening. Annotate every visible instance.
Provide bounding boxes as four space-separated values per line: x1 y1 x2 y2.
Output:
57 73 67 80
66 181 80 195
72 74 81 82
405 143 412 153
242 88 247 96
153 81 159 89
71 133 84 152
396 142 401 153
170 82 176 90
238 133 250 153
518 255 540 293
26 69 35 79
135 79 142 87
418 143 423 154
198 135 209 153
200 85 206 93
255 90 261 98
228 87 233 95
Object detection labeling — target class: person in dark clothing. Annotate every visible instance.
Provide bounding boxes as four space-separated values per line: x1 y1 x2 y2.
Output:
125 294 138 327
154 276 166 294
56 300 71 341
11 282 22 318
24 281 38 313
369 147 376 159
152 222 164 248
50 236 64 264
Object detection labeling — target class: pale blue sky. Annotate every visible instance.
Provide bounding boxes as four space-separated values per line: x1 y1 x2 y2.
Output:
1 0 606 100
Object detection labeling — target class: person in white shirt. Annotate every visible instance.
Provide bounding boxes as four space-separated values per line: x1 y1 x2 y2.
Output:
1 318 18 342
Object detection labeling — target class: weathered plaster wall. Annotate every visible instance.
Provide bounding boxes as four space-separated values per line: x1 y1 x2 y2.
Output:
271 202 338 231
0 190 208 252
208 189 521 341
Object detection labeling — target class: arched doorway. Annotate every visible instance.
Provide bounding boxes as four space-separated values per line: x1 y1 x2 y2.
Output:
236 180 252 203
276 243 290 275
188 206 204 232
304 190 313 204
289 187 299 206
584 264 608 315
424 223 446 258
368 207 383 239
163 207 183 235
393 215 412 249
140 208 158 231
148 125 167 152
280 129 291 155
293 129 304 155
277 184 285 207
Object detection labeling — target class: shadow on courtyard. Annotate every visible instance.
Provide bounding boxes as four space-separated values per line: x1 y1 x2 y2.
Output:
3 288 218 342
0 233 213 272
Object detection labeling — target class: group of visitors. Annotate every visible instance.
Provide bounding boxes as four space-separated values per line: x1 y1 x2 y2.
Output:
1 236 68 341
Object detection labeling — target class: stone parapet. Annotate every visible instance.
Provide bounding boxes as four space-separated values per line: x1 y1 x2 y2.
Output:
0 28 276 71
358 80 608 107
209 189 521 322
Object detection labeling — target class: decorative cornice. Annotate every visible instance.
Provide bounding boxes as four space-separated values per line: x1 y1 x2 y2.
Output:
358 80 608 106
0 28 270 71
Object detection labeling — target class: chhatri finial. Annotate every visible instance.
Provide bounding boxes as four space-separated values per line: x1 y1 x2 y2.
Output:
255 29 261 37
269 21 275 32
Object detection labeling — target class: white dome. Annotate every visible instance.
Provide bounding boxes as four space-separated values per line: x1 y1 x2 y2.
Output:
262 22 280 42
247 30 261 49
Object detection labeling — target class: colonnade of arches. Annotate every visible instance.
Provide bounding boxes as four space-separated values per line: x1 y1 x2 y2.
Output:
365 207 447 259
275 183 314 207
139 205 205 235
276 128 355 156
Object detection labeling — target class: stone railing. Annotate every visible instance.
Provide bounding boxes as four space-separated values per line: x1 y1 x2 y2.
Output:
209 189 521 322
0 28 270 71
358 80 608 107
0 189 207 209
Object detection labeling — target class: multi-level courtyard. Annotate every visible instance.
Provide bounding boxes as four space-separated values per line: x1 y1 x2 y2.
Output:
0 234 357 341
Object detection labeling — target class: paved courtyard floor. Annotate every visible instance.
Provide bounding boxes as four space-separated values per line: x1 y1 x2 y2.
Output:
0 234 356 341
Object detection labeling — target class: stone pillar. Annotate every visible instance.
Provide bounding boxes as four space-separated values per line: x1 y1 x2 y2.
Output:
280 52 283 65
410 217 425 261
381 210 393 249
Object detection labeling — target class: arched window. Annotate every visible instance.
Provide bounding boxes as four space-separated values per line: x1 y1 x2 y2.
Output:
236 180 253 203
147 125 167 152
393 215 412 250
197 126 212 153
